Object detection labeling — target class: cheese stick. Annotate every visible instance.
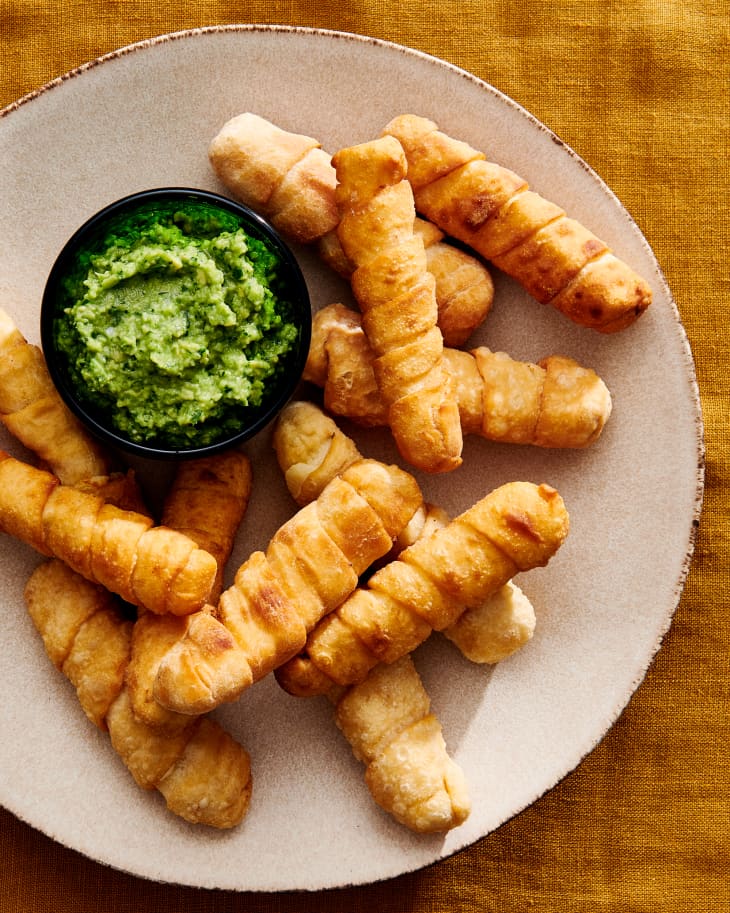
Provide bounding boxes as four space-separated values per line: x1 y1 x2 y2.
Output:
305 303 612 448
273 406 475 831
333 135 463 473
25 560 252 828
273 399 537 662
160 451 253 603
331 656 470 833
0 452 217 615
125 451 253 733
153 458 423 715
382 115 651 332
0 307 112 483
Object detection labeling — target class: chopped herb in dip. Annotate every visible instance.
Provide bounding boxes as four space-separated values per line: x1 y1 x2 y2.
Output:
54 198 301 448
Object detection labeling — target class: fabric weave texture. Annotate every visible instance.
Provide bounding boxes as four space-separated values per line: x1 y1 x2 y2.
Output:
0 2 727 910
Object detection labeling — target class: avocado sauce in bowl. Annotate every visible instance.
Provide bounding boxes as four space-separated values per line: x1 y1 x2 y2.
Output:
41 188 311 459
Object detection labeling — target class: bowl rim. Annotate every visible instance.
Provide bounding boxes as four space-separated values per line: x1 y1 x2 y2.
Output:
41 187 312 460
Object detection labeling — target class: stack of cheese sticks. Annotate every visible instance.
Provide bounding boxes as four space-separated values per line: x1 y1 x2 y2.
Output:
210 112 649 340
272 401 542 830
0 109 654 835
208 112 497 350
0 308 569 833
209 111 639 475
0 307 253 828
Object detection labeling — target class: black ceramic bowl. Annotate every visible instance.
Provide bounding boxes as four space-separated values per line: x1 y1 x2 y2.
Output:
41 188 311 460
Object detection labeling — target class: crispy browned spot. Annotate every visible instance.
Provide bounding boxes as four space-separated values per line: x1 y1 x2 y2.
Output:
583 238 606 259
461 194 499 229
197 620 236 654
505 510 544 543
251 581 294 628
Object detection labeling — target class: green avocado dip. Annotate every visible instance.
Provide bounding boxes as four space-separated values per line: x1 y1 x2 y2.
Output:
53 198 302 449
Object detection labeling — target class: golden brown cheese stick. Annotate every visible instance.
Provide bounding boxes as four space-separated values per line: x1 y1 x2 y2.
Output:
87 460 253 815
442 580 536 663
393 501 537 662
73 471 196 735
276 481 569 696
0 452 217 615
160 451 253 603
273 399 536 663
382 115 652 333
74 470 194 735
0 307 112 483
333 136 463 474
274 401 364 506
208 112 494 347
209 112 337 243
306 303 612 448
303 304 389 428
331 656 470 833
152 458 424 715
125 451 253 732
24 560 252 828
26 559 133 730
274 403 471 830
253 409 473 831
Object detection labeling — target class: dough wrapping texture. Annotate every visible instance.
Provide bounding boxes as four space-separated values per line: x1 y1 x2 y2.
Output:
306 303 612 448
125 451 252 733
152 458 423 715
0 307 111 484
276 481 569 695
333 135 463 473
273 401 474 831
0 452 217 615
333 656 471 833
25 559 252 828
382 114 652 332
273 400 538 663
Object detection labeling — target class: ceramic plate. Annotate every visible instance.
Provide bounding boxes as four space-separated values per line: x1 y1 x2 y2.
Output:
0 26 703 892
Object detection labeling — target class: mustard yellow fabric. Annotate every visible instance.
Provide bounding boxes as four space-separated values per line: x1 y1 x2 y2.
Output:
1 2 727 911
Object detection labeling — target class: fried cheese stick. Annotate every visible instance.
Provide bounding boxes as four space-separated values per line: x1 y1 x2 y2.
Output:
331 656 471 833
332 135 463 474
0 307 111 483
25 559 252 828
305 303 612 448
381 115 652 333
0 452 217 615
152 458 423 715
208 111 494 346
273 402 479 831
160 452 253 604
0 343 247 828
276 482 569 696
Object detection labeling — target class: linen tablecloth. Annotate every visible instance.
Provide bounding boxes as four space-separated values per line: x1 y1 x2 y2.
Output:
1 2 727 910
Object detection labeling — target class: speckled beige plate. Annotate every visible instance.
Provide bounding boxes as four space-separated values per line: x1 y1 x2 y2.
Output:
0 26 703 892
